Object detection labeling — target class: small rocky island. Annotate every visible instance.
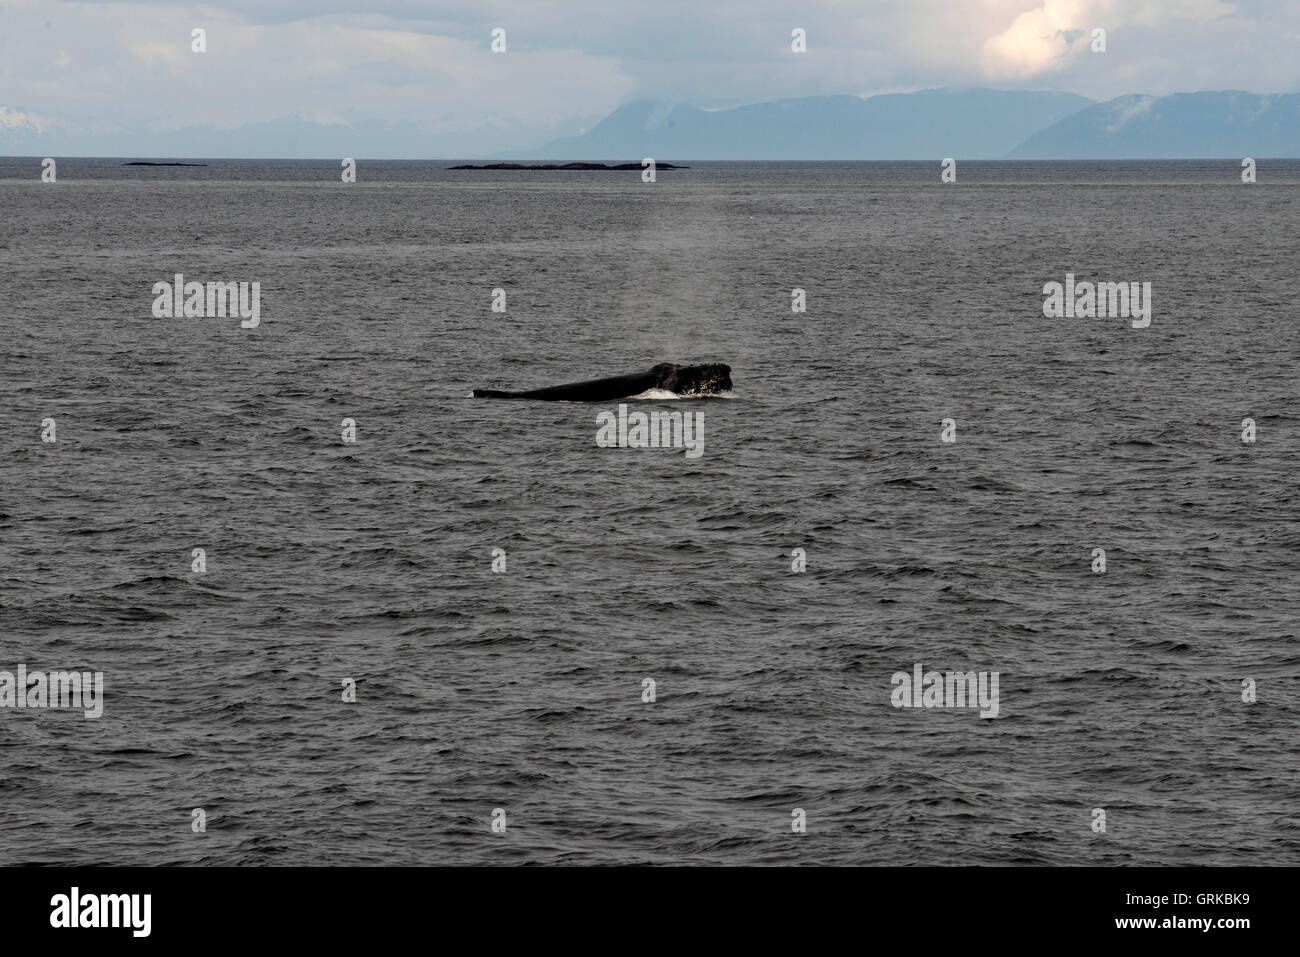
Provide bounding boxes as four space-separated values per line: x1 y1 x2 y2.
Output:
122 161 208 167
449 161 687 170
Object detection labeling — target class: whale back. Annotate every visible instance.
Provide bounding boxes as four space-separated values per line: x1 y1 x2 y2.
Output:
473 362 732 400
474 369 658 401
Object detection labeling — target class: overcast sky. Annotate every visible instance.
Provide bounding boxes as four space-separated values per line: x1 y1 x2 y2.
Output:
2 0 1297 153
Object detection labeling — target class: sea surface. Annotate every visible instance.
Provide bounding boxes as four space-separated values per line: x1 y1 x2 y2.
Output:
1 158 1297 865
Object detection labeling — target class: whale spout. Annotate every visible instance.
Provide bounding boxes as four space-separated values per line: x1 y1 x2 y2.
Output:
472 362 732 401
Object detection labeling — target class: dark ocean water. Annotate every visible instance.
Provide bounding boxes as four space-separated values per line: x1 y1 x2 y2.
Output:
1 158 1297 865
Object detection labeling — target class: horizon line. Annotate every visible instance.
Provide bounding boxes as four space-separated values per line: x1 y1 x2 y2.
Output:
3 155 1298 163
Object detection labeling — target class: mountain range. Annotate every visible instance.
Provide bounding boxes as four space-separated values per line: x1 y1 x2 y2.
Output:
1008 91 1300 159
505 88 1094 160
3 88 1297 159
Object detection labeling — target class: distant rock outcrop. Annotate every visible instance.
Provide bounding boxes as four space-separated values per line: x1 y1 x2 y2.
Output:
448 161 687 170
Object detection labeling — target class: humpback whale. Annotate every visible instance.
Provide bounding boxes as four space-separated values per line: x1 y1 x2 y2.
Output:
473 362 732 401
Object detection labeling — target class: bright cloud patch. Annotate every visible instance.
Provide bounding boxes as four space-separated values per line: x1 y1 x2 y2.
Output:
0 106 50 132
981 0 1236 80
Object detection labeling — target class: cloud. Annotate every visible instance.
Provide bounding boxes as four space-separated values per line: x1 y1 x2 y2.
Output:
1104 93 1157 132
1 0 1294 155
0 0 635 139
981 1 1093 79
981 0 1238 80
0 106 51 132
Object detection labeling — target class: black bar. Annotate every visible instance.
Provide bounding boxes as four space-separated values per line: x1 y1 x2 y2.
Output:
0 866 1282 944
